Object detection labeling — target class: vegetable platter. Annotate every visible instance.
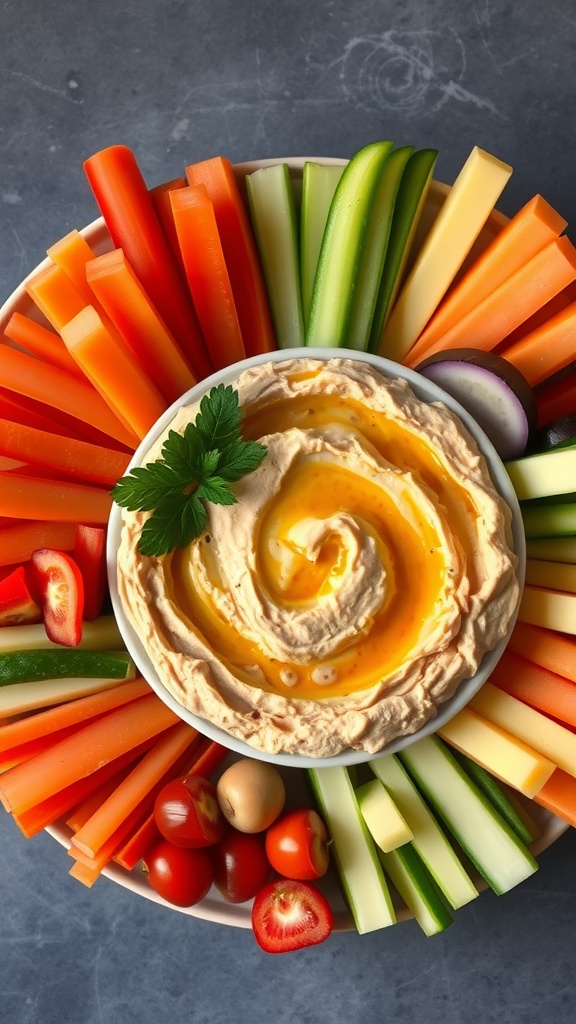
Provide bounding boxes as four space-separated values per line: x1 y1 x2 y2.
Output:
1 142 576 951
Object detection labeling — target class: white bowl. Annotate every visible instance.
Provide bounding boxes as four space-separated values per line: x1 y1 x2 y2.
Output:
107 346 526 770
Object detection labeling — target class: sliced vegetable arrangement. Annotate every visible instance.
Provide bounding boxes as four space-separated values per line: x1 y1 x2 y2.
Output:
2 136 576 953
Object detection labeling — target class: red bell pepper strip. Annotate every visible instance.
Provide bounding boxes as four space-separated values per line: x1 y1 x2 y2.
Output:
0 566 42 626
30 549 84 646
73 525 107 622
185 156 277 356
83 145 212 381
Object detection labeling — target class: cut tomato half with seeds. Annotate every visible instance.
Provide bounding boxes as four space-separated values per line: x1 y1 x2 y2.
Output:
251 879 333 953
30 548 84 646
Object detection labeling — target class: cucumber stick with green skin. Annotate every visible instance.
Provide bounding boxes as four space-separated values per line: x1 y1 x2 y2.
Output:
306 141 394 348
346 145 414 351
370 148 438 351
307 765 396 934
452 751 540 847
398 736 538 896
522 502 576 539
0 649 134 685
246 163 305 348
300 162 345 329
379 843 453 937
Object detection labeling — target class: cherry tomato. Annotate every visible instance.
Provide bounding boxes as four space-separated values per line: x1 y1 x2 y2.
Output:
30 548 84 646
154 774 225 848
211 828 271 904
265 808 330 880
251 879 333 953
143 840 213 907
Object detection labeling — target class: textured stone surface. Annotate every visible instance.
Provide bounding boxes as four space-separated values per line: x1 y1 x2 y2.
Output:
3 2 576 1021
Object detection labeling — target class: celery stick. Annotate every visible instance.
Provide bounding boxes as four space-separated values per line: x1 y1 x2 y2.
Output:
399 736 538 895
526 536 576 563
306 140 394 348
379 843 453 937
307 765 396 934
0 616 123 654
506 446 576 501
369 148 438 351
245 163 305 348
300 162 344 329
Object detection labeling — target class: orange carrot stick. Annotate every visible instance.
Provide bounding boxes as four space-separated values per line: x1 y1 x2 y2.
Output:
404 236 576 367
0 677 150 755
47 229 103 309
12 739 157 839
534 370 576 428
185 155 276 356
4 312 84 378
0 521 75 566
0 471 112 524
0 343 138 448
0 417 130 486
407 195 567 357
507 621 576 682
25 262 87 333
86 249 196 403
150 177 188 277
0 692 180 815
502 300 576 386
66 764 137 832
0 724 82 772
171 184 246 370
533 767 576 826
83 145 212 380
490 649 576 729
60 306 167 441
70 722 198 858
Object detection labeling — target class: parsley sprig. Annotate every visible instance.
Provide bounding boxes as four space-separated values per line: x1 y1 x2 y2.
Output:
112 384 267 556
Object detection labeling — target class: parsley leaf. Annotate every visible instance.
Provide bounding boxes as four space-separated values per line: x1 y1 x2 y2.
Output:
112 384 267 556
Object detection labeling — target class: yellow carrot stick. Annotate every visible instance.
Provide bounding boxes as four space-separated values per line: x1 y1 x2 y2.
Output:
60 306 168 441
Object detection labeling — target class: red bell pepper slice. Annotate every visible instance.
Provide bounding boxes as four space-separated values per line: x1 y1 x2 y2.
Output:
73 525 108 621
0 565 42 626
30 548 84 646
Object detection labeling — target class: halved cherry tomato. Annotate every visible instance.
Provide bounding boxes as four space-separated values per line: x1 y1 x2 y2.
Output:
143 840 213 907
211 828 271 904
265 808 330 880
154 774 226 848
0 565 42 626
30 548 84 646
251 879 333 953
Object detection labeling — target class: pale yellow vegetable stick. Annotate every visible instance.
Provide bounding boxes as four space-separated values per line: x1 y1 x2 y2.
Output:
518 584 576 634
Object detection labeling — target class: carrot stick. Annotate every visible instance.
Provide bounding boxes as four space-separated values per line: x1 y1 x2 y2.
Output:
507 621 576 683
0 677 150 755
0 723 82 772
25 263 87 333
490 649 576 729
66 764 137 832
60 306 167 441
185 155 276 356
0 521 75 566
111 737 227 870
408 195 568 356
70 722 199 858
86 249 196 403
404 236 576 367
0 471 112 524
12 740 156 838
0 387 78 438
0 692 180 815
67 798 152 883
533 767 576 826
47 229 104 309
0 417 130 487
4 312 84 378
502 300 576 386
0 343 138 448
83 145 212 380
535 371 576 428
170 184 246 370
150 177 188 277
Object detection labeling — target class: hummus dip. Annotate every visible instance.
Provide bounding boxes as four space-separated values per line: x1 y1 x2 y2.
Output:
116 357 520 758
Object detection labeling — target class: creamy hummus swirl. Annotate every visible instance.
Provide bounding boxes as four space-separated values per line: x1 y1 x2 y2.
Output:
116 357 520 758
